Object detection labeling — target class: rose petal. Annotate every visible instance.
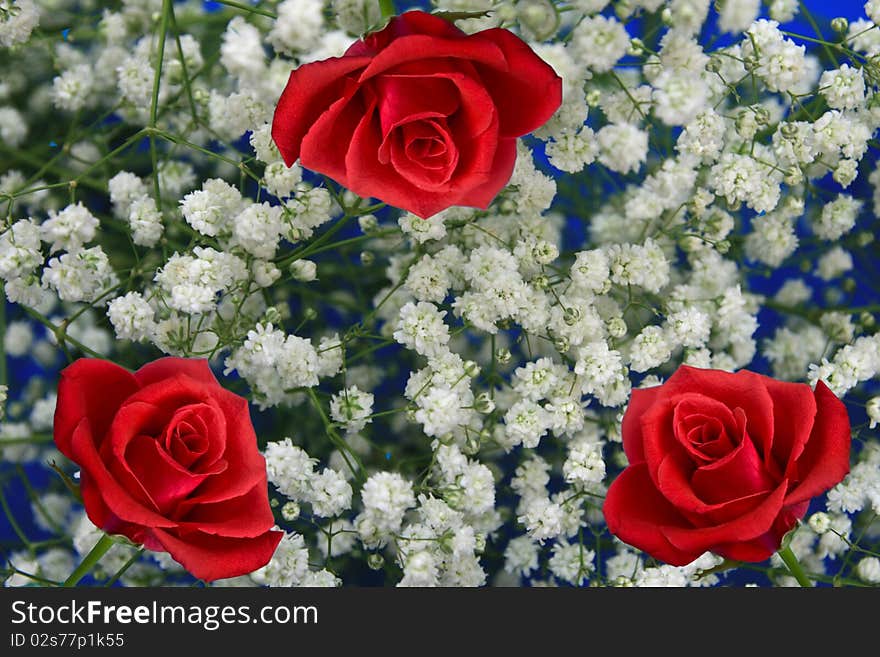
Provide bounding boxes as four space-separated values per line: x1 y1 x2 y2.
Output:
345 94 454 218
662 366 776 457
711 537 780 562
603 462 704 566
671 393 740 463
161 404 227 472
69 418 175 529
175 388 267 510
176 483 275 538
357 35 506 84
101 398 225 513
78 468 145 542
472 27 563 138
389 119 459 190
620 384 664 465
639 396 682 486
125 434 214 516
690 431 776 505
164 414 209 468
150 527 283 582
759 376 817 479
54 358 139 457
660 479 788 555
712 500 808 562
347 10 467 56
116 374 215 418
655 451 773 526
272 54 372 167
103 379 222 508
298 77 365 185
374 75 460 137
101 402 172 512
378 64 497 139
784 381 851 506
453 135 516 210
134 357 218 389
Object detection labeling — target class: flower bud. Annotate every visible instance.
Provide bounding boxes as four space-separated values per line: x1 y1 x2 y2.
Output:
753 105 770 126
607 316 628 338
290 259 317 281
517 0 559 40
474 392 496 414
263 306 283 325
443 486 465 509
830 17 848 33
808 512 831 534
553 335 570 353
358 213 378 233
629 38 645 56
281 501 300 521
780 122 799 139
463 432 481 455
532 273 550 289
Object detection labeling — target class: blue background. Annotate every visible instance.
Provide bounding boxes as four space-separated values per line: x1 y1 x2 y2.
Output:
1 0 877 586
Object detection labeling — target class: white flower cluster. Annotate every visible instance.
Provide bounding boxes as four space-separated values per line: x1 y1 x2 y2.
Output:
2 0 879 589
264 437 353 518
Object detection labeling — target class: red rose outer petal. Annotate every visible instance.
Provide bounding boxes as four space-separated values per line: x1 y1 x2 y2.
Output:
272 55 372 167
151 527 283 583
784 381 851 506
761 375 817 479
603 462 704 566
134 357 218 389
69 418 176 530
620 384 663 465
348 10 467 56
176 483 277 538
54 358 139 457
471 27 563 138
659 479 788 556
453 136 517 210
298 78 365 185
356 35 506 84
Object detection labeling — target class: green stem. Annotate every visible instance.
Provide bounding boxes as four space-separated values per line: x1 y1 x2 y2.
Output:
149 0 173 207
777 546 813 588
214 0 277 18
63 534 115 587
105 548 146 587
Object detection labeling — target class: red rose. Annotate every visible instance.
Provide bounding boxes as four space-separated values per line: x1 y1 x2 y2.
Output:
603 366 851 566
53 357 282 582
271 10 562 218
